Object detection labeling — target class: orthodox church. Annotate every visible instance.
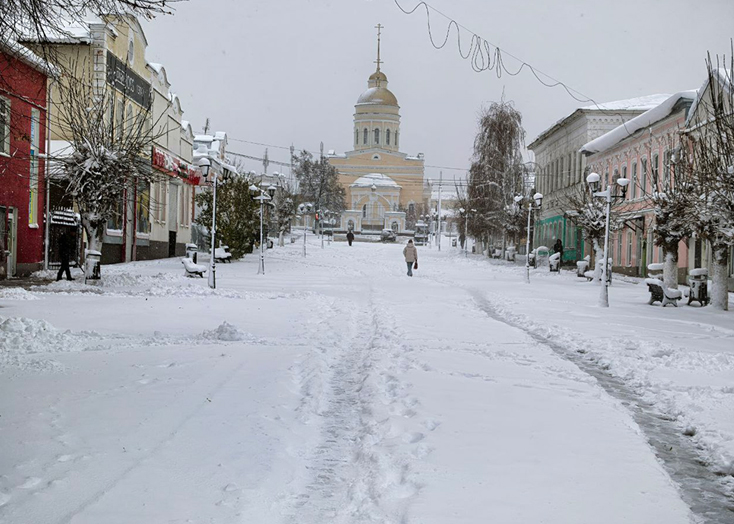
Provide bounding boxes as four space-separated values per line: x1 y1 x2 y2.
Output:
328 26 428 233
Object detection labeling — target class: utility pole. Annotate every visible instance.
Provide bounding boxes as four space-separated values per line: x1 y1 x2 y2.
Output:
437 171 443 252
262 148 269 175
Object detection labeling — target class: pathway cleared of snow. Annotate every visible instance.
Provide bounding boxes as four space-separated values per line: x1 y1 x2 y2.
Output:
1 234 723 523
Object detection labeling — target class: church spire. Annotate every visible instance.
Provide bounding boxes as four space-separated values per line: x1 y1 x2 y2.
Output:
374 23 383 79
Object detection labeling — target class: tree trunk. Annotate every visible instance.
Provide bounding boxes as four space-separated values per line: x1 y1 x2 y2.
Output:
711 244 729 311
81 212 104 280
663 247 679 290
591 238 604 283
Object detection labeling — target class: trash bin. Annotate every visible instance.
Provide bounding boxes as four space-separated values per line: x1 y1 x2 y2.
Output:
185 243 198 264
452 239 457 247
687 268 709 306
549 252 561 272
85 249 101 282
576 259 589 277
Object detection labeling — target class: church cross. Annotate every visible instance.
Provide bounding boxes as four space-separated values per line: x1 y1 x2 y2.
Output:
374 23 383 73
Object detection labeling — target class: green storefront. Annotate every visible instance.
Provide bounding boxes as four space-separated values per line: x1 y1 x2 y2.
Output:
534 215 585 263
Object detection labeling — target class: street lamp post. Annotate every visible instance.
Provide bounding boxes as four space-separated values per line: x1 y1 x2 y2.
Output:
250 184 275 275
586 172 629 307
196 157 219 289
516 192 543 284
298 203 312 257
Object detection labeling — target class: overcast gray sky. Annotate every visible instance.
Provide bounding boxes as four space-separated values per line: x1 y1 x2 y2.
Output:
142 0 734 180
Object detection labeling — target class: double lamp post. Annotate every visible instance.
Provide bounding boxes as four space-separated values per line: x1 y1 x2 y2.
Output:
249 183 277 275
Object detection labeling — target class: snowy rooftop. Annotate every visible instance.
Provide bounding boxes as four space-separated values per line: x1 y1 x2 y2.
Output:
351 173 401 188
581 90 697 154
581 93 672 112
684 68 733 129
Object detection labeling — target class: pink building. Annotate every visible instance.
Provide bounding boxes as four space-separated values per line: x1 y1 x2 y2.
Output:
580 91 697 282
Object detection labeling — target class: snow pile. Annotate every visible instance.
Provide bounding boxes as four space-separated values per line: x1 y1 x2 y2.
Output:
200 322 258 342
0 288 39 300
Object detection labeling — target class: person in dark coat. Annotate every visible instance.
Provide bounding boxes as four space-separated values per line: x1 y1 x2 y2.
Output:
346 230 355 246
553 238 563 260
56 231 74 281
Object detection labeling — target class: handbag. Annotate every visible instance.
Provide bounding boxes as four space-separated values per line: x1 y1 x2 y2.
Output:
414 261 418 270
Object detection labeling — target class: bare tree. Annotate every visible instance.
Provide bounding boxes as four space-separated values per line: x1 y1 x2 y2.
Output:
467 100 526 254
53 66 162 276
293 150 346 216
273 183 296 247
682 53 734 310
559 185 623 282
1 0 176 46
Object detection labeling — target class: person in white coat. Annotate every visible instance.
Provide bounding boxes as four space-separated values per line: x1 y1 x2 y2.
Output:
403 239 418 277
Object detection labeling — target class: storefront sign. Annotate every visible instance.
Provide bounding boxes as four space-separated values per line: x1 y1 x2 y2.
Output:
106 53 151 108
152 147 200 185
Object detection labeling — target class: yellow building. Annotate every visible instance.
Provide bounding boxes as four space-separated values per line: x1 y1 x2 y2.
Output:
327 29 427 233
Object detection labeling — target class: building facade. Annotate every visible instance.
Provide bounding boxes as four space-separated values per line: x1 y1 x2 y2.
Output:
529 95 669 262
327 40 427 233
581 91 697 281
0 42 49 277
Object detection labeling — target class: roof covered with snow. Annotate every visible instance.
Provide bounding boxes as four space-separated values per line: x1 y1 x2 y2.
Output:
580 90 697 155
351 173 400 188
684 68 733 129
529 94 671 150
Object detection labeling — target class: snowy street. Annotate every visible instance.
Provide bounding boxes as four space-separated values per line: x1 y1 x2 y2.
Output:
1 235 732 523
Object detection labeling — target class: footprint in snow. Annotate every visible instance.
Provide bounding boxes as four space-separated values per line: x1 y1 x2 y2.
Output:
18 477 42 489
402 432 425 444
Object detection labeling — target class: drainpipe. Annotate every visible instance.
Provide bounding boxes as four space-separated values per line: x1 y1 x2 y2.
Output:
43 77 56 271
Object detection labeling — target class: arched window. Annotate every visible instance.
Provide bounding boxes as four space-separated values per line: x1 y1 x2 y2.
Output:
374 128 380 145
362 204 367 218
355 129 359 145
363 128 368 145
386 129 391 145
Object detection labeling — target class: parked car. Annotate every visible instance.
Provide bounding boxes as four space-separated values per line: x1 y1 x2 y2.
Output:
380 228 397 242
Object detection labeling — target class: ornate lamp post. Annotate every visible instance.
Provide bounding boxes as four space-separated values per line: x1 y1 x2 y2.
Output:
250 183 275 275
516 192 543 284
298 203 312 257
586 172 629 307
196 157 219 289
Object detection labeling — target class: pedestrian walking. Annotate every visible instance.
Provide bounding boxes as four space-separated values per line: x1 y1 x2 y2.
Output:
403 239 418 277
56 231 75 281
346 230 355 247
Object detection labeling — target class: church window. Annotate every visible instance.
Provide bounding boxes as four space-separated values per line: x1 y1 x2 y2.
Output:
386 129 391 145
363 128 368 145
374 128 380 145
355 129 358 145
362 204 367 218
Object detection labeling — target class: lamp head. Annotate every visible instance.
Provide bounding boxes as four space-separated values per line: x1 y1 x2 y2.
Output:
459 207 465 214
267 184 277 198
197 157 211 179
533 192 543 207
586 172 601 193
248 184 259 197
616 177 630 198
513 195 523 203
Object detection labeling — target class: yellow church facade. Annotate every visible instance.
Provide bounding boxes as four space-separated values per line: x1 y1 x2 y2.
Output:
327 31 428 233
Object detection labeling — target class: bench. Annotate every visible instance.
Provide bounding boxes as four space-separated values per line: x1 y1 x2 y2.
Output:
585 258 613 283
645 277 682 307
182 258 207 278
214 246 232 263
491 248 503 259
549 252 561 272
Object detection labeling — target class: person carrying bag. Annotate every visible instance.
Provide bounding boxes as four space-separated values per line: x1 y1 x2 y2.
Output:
403 240 418 277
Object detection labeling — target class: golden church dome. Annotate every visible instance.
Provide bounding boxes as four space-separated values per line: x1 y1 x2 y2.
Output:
357 86 399 106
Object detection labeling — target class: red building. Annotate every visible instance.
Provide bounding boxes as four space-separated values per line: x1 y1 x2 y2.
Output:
0 42 50 277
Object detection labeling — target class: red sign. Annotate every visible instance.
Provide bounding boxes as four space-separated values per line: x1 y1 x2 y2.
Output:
152 147 200 185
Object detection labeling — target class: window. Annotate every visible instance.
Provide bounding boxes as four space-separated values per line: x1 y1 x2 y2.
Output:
115 99 124 137
0 97 10 154
374 128 380 145
107 194 124 232
662 150 671 188
621 166 627 199
363 128 368 145
617 231 623 265
386 129 391 145
560 156 565 187
136 182 151 234
127 40 134 64
362 204 367 218
627 231 633 266
28 109 40 225
640 158 647 195
652 153 659 189
631 162 637 199
395 131 399 147
355 129 358 145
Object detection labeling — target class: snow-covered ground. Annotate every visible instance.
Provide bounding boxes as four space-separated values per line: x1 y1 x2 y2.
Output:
1 234 731 523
